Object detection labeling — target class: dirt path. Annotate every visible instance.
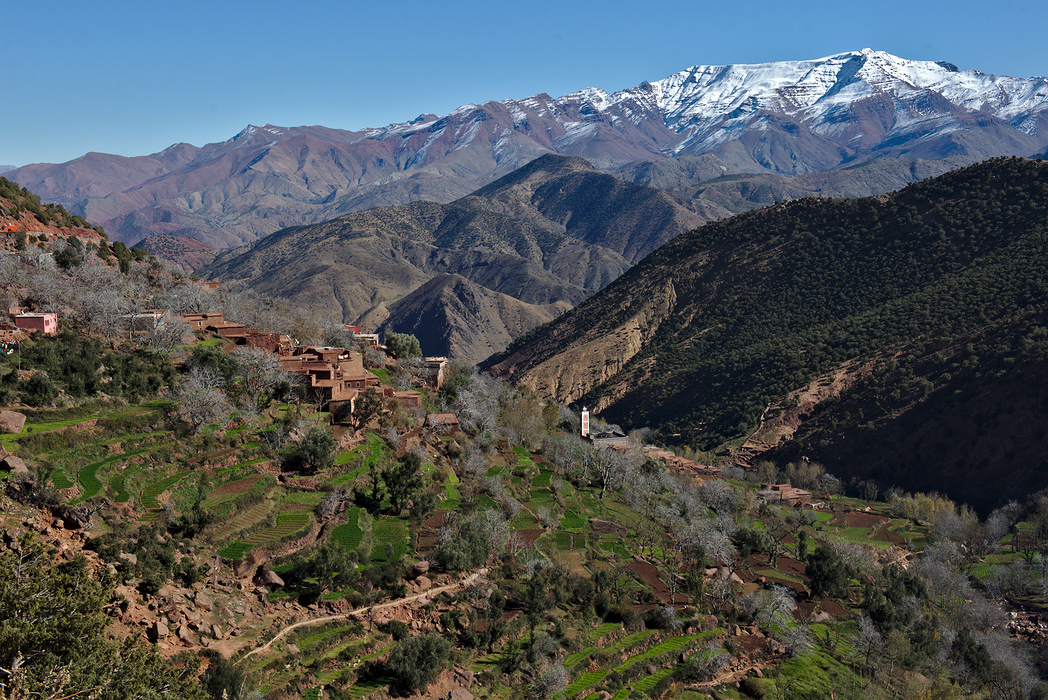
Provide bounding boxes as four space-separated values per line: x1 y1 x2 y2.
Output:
238 569 488 663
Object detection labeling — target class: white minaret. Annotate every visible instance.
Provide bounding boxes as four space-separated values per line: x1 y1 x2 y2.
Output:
581 407 589 438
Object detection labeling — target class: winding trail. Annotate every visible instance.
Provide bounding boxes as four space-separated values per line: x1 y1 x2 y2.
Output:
238 568 488 663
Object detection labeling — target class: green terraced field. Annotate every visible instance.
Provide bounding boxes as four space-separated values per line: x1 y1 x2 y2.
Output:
110 466 143 502
627 667 673 695
561 511 586 529
533 469 553 487
210 500 277 542
52 470 75 490
614 633 704 673
588 622 622 640
138 471 191 520
332 508 366 550
370 518 409 563
563 669 609 696
73 446 161 504
220 509 313 559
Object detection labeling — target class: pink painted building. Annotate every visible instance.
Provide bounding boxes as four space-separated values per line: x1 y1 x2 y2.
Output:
14 313 57 335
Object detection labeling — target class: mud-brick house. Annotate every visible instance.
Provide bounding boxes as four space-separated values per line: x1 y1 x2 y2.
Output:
210 323 251 340
283 347 380 419
427 413 460 436
350 332 380 347
243 331 293 356
419 357 448 389
383 385 422 408
340 351 380 390
297 346 345 363
119 311 165 334
758 483 813 507
14 313 57 335
181 312 225 332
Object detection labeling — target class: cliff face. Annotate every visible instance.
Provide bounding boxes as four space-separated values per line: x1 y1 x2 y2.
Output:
487 278 678 407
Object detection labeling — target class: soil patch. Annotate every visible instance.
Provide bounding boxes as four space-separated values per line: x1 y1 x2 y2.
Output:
590 519 628 537
423 510 450 529
516 529 545 547
776 557 807 578
209 475 264 496
627 559 687 605
814 596 849 616
871 523 906 545
733 633 769 658
763 577 806 595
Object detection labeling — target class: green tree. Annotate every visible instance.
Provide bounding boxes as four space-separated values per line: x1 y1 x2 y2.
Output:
285 424 337 473
0 538 205 699
807 544 851 598
385 634 451 694
385 332 422 358
384 452 426 515
350 386 384 431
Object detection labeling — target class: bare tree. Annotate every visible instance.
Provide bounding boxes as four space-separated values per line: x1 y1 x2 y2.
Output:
144 314 191 354
175 367 231 432
232 345 284 407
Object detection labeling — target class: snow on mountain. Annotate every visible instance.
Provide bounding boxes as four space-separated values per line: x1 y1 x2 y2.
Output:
344 48 1048 169
9 49 1048 249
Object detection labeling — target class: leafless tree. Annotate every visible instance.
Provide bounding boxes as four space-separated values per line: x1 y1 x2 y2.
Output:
232 345 284 407
144 314 191 354
852 615 884 670
175 367 231 432
453 370 504 435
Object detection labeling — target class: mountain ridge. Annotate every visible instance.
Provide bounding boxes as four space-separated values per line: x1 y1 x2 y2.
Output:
483 156 1048 509
9 50 1048 249
201 155 702 361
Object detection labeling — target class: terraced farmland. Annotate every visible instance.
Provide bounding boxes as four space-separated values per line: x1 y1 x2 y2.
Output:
138 471 192 521
370 518 409 563
219 506 314 559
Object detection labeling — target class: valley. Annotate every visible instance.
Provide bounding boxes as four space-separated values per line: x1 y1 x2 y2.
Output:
5 46 1048 700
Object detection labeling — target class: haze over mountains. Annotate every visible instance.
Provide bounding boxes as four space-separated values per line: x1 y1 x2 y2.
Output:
8 49 1048 254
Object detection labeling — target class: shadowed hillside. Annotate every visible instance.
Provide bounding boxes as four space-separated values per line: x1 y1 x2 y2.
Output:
486 156 1048 508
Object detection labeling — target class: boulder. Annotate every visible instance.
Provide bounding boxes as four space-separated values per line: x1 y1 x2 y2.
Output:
52 505 89 530
453 667 475 688
119 552 138 567
259 570 285 587
0 411 26 435
450 691 473 700
150 621 170 642
0 455 27 475
234 559 255 578
411 560 430 578
194 591 214 612
417 576 432 591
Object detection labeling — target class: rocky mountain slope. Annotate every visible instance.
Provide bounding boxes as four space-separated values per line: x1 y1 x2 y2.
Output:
365 274 572 363
485 157 1048 509
9 50 1048 249
201 155 701 358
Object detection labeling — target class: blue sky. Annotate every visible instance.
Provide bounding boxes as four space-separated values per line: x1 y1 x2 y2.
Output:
2 0 1046 167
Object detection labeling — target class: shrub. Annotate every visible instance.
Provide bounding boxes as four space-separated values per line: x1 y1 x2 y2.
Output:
386 634 451 694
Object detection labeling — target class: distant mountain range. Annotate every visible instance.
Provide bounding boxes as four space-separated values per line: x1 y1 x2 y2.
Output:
485 156 1048 511
8 50 1048 251
201 155 702 361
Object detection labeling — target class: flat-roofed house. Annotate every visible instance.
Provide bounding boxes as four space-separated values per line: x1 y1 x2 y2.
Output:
15 313 57 335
